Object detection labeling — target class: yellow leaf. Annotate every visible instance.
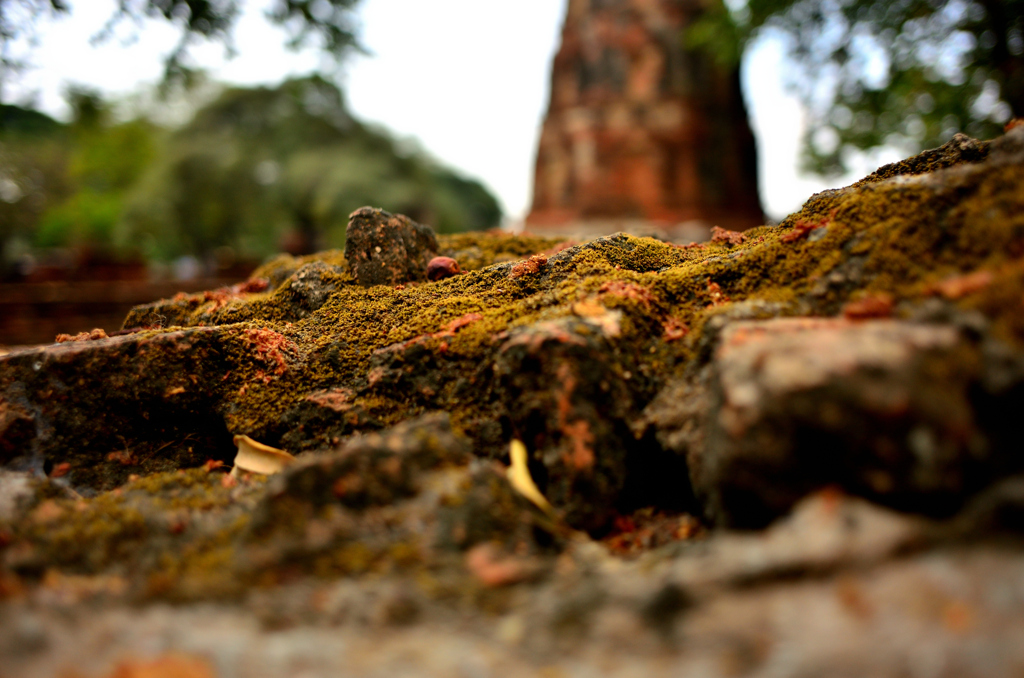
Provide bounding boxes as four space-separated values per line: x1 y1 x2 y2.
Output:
507 439 553 514
230 434 296 477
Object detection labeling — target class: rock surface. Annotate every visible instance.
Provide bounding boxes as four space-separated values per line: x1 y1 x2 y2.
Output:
344 206 439 286
3 129 1024 676
699 317 1000 527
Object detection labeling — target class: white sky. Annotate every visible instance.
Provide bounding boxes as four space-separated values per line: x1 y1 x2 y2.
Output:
5 0 896 223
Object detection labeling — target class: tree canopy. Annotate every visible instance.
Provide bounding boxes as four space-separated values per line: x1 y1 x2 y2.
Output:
0 76 501 277
0 0 362 96
324 0 1012 179
117 76 501 262
727 0 1023 174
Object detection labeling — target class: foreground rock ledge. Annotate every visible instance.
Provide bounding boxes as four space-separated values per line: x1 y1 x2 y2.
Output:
2 129 1024 677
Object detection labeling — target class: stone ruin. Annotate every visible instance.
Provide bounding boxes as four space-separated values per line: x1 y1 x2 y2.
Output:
526 0 763 240
1 127 1024 676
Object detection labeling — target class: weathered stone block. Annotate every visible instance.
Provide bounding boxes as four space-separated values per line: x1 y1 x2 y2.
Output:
260 413 470 513
698 318 995 527
344 207 439 286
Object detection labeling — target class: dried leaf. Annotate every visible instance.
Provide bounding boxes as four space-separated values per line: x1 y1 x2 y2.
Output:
230 434 296 477
507 439 553 514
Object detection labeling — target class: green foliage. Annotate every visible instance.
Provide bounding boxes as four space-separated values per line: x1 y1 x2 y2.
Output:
0 94 160 261
0 111 73 268
71 119 158 193
0 103 63 136
739 0 1023 175
1 1 362 92
685 1 749 70
1 77 501 273
265 0 362 58
0 2 499 273
34 190 123 249
0 0 67 96
117 76 502 261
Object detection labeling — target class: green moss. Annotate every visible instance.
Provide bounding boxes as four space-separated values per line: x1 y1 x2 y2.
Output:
440 231 569 271
251 249 351 285
19 494 148 572
8 133 1024 599
125 149 1024 444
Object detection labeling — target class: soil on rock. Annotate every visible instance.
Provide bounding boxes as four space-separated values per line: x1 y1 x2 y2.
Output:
3 129 1024 677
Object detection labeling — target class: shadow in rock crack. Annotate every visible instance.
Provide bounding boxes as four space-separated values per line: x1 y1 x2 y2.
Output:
616 426 699 518
41 404 237 496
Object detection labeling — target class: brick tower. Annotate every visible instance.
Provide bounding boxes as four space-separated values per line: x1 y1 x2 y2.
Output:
526 0 763 239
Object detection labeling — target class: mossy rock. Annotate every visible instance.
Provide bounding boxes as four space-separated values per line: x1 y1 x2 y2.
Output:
2 128 1024 543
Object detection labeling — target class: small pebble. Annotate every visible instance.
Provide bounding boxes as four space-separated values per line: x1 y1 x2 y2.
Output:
427 256 462 281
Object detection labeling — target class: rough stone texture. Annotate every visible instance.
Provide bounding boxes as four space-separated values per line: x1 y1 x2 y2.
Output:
699 318 1001 527
258 413 471 513
0 399 34 463
490 318 637 530
2 489 1024 678
526 0 763 237
3 129 1024 676
344 206 439 286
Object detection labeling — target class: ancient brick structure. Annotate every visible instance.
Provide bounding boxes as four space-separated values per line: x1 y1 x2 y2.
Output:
526 0 763 238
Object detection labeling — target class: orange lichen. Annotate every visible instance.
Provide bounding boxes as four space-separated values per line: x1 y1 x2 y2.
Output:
943 601 975 634
555 364 576 427
500 323 587 352
781 215 831 243
929 270 994 299
843 294 895 319
305 388 354 412
602 509 701 557
55 328 109 343
100 653 217 678
711 225 747 246
662 317 689 341
561 419 596 471
509 253 548 278
171 278 269 312
435 312 483 338
107 449 139 466
598 280 656 309
552 364 596 471
707 281 730 307
835 577 874 619
465 542 536 587
241 328 297 376
235 278 270 294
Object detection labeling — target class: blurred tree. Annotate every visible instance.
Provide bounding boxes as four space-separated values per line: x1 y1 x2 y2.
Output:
0 0 361 98
117 76 501 262
32 87 159 252
691 0 1023 174
0 3 499 277
0 104 72 275
0 0 67 100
